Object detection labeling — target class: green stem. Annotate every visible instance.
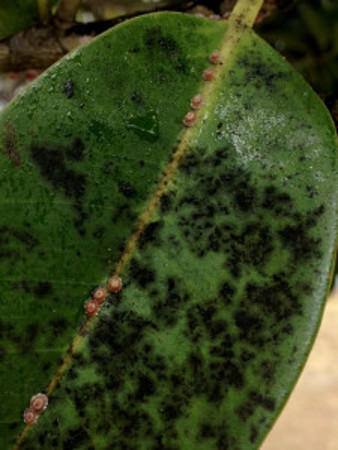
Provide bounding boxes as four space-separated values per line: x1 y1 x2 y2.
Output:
37 0 51 25
230 0 264 29
56 0 82 26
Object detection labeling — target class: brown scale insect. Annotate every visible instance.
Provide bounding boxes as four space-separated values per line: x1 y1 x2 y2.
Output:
191 94 203 110
108 275 123 293
23 408 38 425
209 50 221 64
30 393 48 414
183 111 197 127
92 286 107 304
85 299 100 316
203 69 214 81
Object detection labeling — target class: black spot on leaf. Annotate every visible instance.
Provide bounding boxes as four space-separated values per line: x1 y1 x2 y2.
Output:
119 181 136 198
30 141 88 234
63 79 74 98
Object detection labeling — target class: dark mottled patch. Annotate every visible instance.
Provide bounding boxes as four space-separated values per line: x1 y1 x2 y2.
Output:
63 79 74 98
278 206 324 261
0 345 6 361
234 181 255 212
49 317 68 334
119 181 136 198
238 52 290 91
111 203 137 224
134 374 156 401
245 273 301 321
259 360 277 381
31 141 88 233
129 258 155 288
63 426 90 448
131 92 144 107
12 228 39 249
236 391 275 421
20 323 39 353
199 422 216 439
160 193 173 213
235 310 265 345
31 145 86 200
152 279 190 327
34 281 52 297
103 161 115 175
210 358 244 390
65 138 85 161
250 426 258 443
25 323 38 342
144 27 188 74
138 221 162 248
42 361 52 372
93 227 104 239
145 28 178 53
241 350 255 362
177 145 323 293
219 282 236 305
0 226 39 261
4 122 22 167
262 186 293 215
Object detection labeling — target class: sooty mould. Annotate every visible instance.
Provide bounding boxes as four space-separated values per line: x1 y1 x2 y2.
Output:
119 181 136 198
63 79 74 99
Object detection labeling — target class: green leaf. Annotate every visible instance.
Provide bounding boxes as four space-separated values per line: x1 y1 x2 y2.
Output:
0 6 336 450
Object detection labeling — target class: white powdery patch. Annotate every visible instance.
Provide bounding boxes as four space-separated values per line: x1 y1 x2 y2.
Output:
213 92 327 168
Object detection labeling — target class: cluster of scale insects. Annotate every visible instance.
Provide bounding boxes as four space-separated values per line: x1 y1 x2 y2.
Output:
182 5 266 127
23 394 48 426
84 275 123 317
23 276 123 426
183 49 221 127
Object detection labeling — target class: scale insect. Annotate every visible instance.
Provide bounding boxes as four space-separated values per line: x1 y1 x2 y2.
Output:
23 408 38 425
203 69 214 81
92 286 107 304
191 94 203 110
108 275 123 293
85 299 100 316
30 393 48 414
183 111 197 127
209 50 221 64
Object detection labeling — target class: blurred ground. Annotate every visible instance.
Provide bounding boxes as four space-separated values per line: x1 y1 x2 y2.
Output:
262 284 338 450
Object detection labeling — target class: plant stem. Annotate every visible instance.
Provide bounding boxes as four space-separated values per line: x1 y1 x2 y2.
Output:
231 0 264 28
56 0 82 27
37 0 51 25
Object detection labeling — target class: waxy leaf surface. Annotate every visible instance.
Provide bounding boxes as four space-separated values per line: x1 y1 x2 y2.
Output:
0 11 336 450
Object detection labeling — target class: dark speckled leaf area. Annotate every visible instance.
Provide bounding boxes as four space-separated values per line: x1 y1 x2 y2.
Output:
0 11 336 450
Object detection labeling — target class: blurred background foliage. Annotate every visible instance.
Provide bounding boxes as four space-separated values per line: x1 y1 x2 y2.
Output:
257 0 338 125
258 0 338 98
